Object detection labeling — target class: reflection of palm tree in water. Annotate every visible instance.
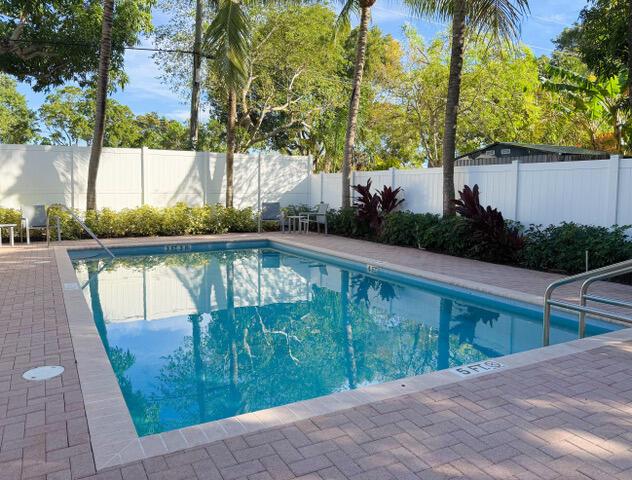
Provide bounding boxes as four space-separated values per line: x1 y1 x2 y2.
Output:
173 253 244 419
340 270 357 389
450 304 500 345
437 299 453 370
351 274 397 304
190 313 207 422
88 261 109 350
225 256 242 414
86 261 160 434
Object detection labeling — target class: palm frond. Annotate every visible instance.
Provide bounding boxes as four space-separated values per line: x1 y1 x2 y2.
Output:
400 0 452 23
467 0 530 41
334 0 359 37
203 0 251 90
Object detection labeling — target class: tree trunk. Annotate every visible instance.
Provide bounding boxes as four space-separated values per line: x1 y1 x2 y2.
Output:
614 113 623 153
225 89 237 208
441 1 466 217
341 4 371 208
628 0 632 111
189 0 203 150
86 0 115 211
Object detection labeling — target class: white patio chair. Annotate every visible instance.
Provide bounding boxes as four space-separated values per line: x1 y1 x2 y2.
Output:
20 205 49 244
299 203 328 234
259 202 289 232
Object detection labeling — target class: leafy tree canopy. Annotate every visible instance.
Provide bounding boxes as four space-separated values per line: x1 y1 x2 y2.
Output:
554 0 629 79
0 73 38 143
0 0 154 91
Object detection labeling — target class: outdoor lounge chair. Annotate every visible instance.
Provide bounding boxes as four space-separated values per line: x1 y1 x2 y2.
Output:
299 202 328 234
259 202 288 232
20 205 49 244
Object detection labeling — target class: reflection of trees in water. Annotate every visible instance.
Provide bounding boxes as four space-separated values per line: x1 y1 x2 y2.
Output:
87 249 496 432
87 260 161 435
109 347 161 435
449 303 500 345
351 273 398 305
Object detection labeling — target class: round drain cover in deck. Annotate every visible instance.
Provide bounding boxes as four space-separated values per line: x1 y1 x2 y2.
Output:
22 366 64 381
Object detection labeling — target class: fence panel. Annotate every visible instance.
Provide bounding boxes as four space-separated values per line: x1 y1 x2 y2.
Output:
0 145 73 209
309 156 628 227
516 160 608 226
0 145 311 210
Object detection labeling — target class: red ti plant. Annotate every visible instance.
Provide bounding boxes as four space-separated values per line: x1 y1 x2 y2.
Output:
452 184 524 262
352 179 404 233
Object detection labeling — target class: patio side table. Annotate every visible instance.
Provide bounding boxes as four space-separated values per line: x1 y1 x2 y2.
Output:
286 215 304 233
0 224 16 247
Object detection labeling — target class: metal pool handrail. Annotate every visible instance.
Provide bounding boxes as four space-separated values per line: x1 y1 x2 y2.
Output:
543 258 632 346
46 205 115 259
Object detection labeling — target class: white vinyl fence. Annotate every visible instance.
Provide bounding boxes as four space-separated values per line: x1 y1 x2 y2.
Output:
0 144 311 210
310 156 632 228
1 144 629 228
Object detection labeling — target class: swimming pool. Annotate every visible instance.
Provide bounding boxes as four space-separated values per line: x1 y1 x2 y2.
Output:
71 240 618 436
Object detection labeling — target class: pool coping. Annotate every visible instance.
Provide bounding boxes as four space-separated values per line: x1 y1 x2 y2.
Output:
53 234 632 470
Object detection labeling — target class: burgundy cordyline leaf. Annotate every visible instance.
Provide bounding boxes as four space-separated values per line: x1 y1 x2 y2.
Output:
452 184 524 261
352 179 404 233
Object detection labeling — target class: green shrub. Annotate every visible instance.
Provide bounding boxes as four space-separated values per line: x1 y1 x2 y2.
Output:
159 203 197 236
47 206 83 240
522 223 632 274
418 216 478 257
0 203 259 240
0 208 21 239
86 208 126 238
379 211 441 247
222 206 257 232
327 207 369 238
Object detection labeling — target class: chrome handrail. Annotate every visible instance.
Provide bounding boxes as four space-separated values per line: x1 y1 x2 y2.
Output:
543 258 632 345
46 205 115 259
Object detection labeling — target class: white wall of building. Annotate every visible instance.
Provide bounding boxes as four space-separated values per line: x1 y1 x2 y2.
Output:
0 144 311 210
310 156 631 227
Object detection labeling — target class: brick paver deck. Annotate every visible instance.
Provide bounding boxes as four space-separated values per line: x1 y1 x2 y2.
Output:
1 236 631 480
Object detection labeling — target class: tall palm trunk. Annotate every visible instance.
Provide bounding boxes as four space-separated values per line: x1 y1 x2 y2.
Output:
341 2 373 208
189 0 204 150
441 1 466 217
628 0 632 111
225 89 237 207
87 0 115 211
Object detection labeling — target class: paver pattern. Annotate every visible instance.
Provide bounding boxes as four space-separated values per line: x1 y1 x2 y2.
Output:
1 237 632 480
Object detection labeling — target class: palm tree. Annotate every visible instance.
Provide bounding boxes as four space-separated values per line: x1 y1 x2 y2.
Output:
337 0 375 208
204 0 251 207
189 0 205 150
422 0 530 216
86 0 115 211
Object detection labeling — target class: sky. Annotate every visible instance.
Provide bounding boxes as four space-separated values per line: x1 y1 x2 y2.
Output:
16 0 588 122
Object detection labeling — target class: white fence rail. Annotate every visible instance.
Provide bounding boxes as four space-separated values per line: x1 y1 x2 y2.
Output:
310 156 632 227
0 144 311 210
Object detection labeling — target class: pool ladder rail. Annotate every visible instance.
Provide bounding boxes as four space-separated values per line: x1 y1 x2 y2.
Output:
543 258 632 346
46 205 115 259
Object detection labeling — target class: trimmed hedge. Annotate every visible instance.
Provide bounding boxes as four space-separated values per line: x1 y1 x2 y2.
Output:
3 202 631 278
327 208 632 276
0 203 260 240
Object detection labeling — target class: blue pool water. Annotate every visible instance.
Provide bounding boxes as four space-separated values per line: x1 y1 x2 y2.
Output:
71 241 618 436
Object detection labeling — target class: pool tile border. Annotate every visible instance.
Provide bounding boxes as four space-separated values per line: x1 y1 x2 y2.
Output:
54 235 632 471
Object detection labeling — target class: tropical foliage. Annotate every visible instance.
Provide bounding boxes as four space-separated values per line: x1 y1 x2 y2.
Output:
352 179 404 233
